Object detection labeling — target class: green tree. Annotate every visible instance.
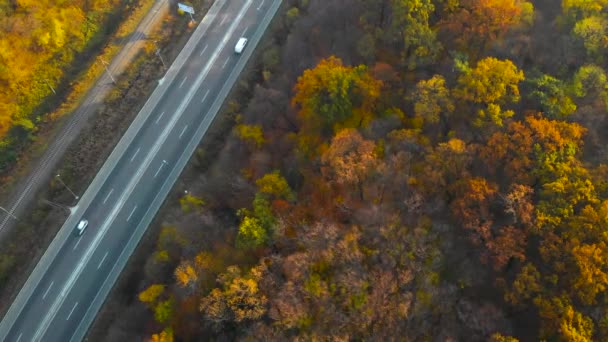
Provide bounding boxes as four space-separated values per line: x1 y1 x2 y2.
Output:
236 216 267 250
235 194 276 250
388 0 442 69
571 64 608 108
292 56 382 135
154 298 174 324
573 16 608 59
527 73 577 118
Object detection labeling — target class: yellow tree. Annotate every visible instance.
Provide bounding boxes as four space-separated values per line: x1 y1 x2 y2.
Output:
139 284 165 308
571 242 608 305
179 193 205 213
455 57 524 127
255 171 294 200
412 74 454 124
535 296 594 341
235 124 265 149
149 328 174 342
200 265 267 323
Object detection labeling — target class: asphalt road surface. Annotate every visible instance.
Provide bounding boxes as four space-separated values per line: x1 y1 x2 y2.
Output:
0 0 280 340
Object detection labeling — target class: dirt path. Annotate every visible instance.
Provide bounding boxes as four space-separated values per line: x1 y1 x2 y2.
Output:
0 0 170 238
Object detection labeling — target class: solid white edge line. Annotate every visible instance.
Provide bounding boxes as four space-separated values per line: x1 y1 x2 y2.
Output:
66 302 78 321
42 282 54 300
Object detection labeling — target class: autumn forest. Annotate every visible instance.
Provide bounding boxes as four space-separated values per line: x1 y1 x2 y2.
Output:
113 0 608 340
6 0 608 340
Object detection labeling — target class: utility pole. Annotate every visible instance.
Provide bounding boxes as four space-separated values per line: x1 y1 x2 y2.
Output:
99 58 116 84
0 206 17 220
56 174 79 200
154 41 167 70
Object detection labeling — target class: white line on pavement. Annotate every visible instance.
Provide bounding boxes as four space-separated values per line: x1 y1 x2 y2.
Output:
97 252 108 270
178 125 188 139
199 44 209 56
220 16 227 26
201 89 210 103
242 27 248 36
153 163 165 178
257 0 265 10
129 148 141 162
16 333 22 342
102 189 114 204
31 2 255 339
66 302 78 321
42 282 54 300
73 237 82 251
179 76 188 88
155 111 165 124
221 58 230 69
126 206 137 222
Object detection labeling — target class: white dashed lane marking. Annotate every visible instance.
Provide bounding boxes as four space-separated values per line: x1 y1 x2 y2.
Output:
155 111 165 124
66 302 78 321
42 281 54 300
126 206 137 222
130 148 140 163
97 252 109 270
103 188 114 204
201 90 210 103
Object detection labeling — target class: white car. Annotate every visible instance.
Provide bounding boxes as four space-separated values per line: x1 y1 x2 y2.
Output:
234 37 248 54
75 219 89 236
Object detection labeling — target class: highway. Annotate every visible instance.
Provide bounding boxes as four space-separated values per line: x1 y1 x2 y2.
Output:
0 0 281 340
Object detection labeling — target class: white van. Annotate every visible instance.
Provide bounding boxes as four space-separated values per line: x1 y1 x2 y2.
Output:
234 37 248 54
